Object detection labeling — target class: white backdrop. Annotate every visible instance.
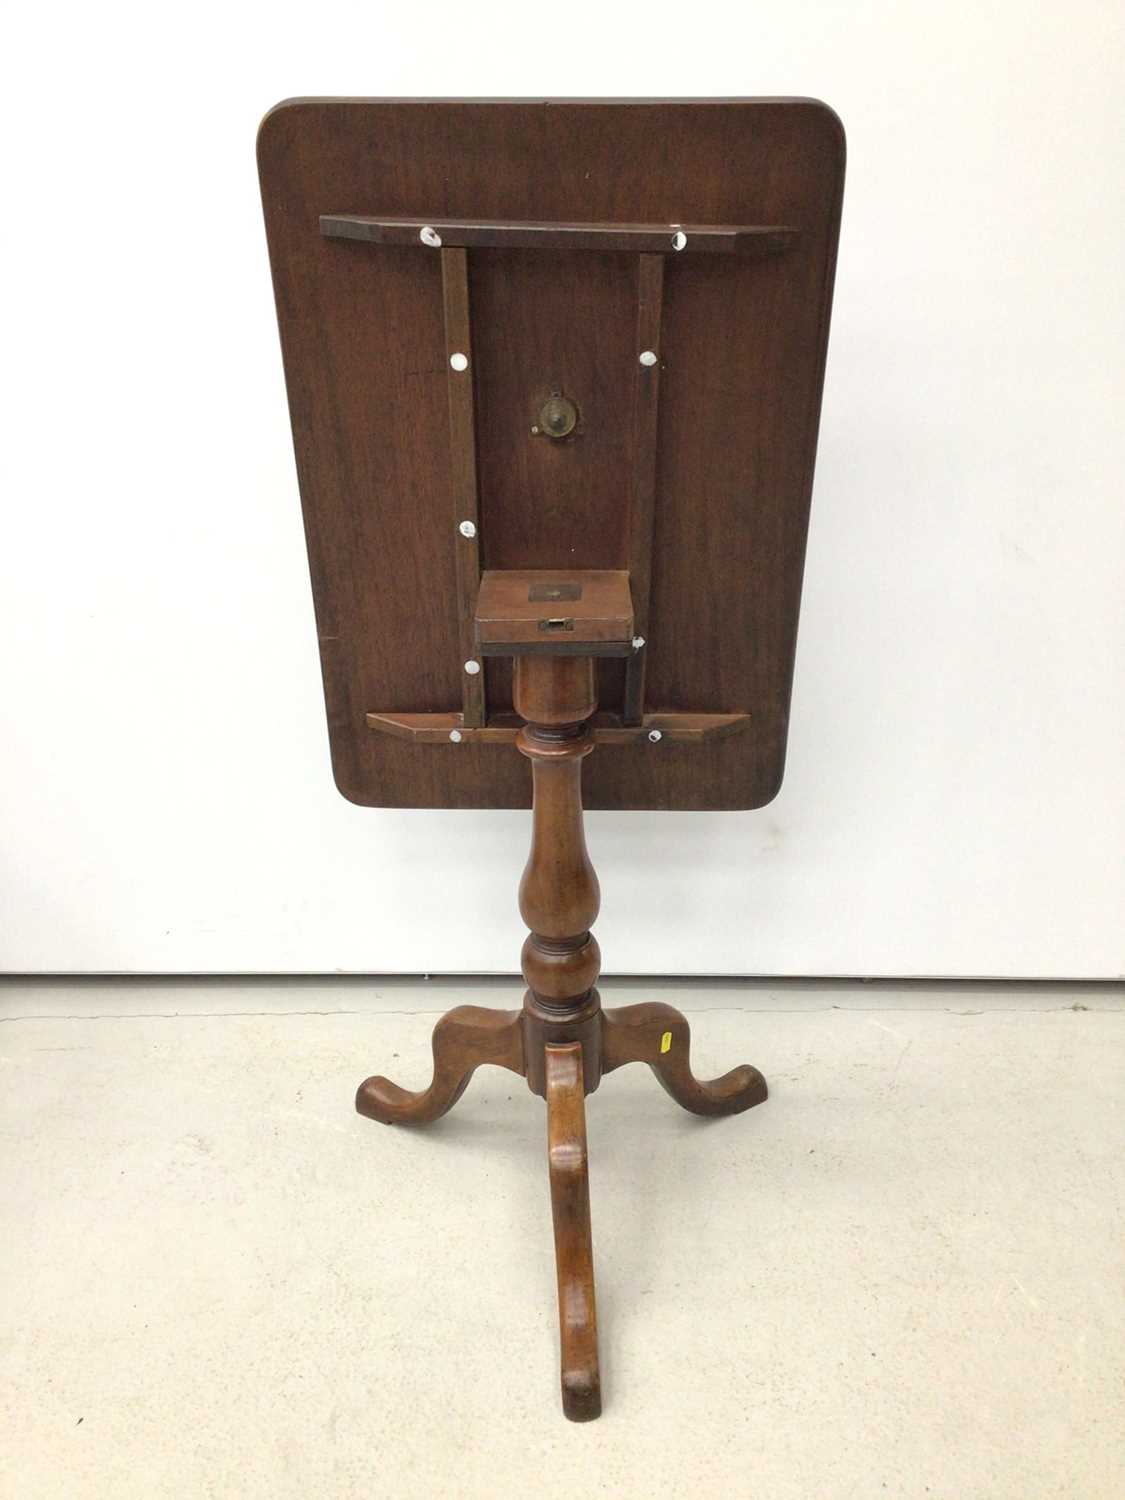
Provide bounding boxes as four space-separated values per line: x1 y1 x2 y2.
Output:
2 2 1122 977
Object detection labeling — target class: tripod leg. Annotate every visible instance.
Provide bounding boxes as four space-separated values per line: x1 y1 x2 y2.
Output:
356 1006 524 1125
602 1001 767 1117
545 1042 601 1421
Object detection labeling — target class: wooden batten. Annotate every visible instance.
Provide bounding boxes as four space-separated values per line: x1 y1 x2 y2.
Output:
320 214 799 257
441 247 485 727
365 709 749 745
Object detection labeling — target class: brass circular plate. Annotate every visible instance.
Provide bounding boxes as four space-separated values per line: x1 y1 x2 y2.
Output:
537 394 579 439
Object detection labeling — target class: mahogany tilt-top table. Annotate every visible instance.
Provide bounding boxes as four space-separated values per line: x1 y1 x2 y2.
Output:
259 96 844 1420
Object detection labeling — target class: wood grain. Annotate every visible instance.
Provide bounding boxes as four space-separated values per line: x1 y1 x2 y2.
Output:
259 98 845 810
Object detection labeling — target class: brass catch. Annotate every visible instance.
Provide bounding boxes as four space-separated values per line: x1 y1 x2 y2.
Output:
535 394 579 439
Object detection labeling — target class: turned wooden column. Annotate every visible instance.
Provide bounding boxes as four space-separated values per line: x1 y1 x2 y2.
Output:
514 656 603 1098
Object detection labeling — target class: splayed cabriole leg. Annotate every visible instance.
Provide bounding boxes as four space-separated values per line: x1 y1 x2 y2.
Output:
355 1005 524 1124
602 1001 768 1116
545 1042 601 1421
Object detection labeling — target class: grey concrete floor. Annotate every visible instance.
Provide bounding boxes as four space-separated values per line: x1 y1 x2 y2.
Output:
1 977 1122 1499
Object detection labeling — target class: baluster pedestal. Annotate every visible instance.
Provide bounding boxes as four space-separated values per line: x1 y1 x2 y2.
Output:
356 654 768 1421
